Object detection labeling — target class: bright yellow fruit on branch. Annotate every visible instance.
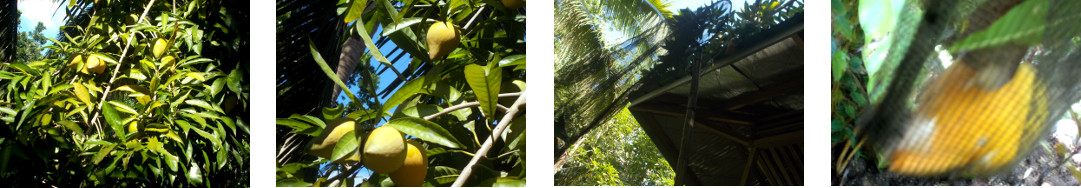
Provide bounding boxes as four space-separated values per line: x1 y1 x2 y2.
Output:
390 140 428 187
502 0 525 9
308 118 361 163
426 21 460 61
67 54 83 69
87 55 106 74
153 38 168 58
363 126 407 173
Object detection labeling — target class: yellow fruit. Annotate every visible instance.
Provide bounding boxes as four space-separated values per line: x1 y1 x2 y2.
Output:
87 55 106 74
161 55 176 70
389 140 427 187
68 55 84 69
362 126 407 173
153 39 168 58
308 118 361 163
426 21 461 61
502 0 525 9
888 62 1043 176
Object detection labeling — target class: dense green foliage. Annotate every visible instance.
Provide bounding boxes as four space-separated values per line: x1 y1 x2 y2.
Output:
0 0 249 187
275 0 526 186
556 107 673 186
15 22 47 63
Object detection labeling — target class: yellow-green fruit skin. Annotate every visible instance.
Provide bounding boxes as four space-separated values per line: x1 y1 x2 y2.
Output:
426 21 461 61
153 39 168 58
68 55 84 69
161 55 176 70
363 126 407 173
308 118 359 162
390 140 428 187
87 55 105 74
502 0 525 9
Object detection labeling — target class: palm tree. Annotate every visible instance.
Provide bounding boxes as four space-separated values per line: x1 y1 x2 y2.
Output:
553 0 674 170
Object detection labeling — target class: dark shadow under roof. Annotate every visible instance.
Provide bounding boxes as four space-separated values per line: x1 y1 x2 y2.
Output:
628 14 804 186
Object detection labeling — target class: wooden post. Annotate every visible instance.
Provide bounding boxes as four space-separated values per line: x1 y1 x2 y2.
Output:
675 51 703 185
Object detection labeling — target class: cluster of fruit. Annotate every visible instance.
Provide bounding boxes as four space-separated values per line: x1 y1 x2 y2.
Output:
308 119 428 186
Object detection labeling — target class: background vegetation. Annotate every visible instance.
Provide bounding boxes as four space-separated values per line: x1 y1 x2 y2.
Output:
0 0 249 187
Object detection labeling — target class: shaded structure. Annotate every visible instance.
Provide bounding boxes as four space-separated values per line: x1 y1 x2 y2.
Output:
627 14 803 186
0 0 15 62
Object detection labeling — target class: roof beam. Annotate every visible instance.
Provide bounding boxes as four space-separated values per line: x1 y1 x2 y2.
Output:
718 76 803 111
630 102 754 125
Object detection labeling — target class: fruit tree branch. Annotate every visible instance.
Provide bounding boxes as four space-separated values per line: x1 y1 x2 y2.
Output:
90 0 156 127
452 92 526 187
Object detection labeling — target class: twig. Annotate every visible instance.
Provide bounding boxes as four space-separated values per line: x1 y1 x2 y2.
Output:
89 0 156 127
452 92 526 187
423 92 521 121
327 163 362 187
461 6 487 32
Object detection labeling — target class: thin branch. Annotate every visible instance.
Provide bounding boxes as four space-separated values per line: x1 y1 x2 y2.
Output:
423 92 521 121
89 0 156 127
452 92 526 187
327 163 362 187
462 6 487 32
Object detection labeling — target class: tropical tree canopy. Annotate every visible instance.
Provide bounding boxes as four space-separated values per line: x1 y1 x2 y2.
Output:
0 0 249 187
275 0 527 186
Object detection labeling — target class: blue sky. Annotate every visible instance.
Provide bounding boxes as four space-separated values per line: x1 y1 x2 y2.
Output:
17 0 65 47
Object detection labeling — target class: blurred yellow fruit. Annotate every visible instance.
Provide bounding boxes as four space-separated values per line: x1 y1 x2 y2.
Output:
887 62 1045 176
154 39 168 58
363 126 407 173
426 21 460 61
87 55 106 74
389 140 427 187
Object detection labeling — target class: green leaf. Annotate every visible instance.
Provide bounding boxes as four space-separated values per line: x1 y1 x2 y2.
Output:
381 77 425 114
464 64 502 121
497 55 525 68
308 38 362 105
113 85 152 95
343 0 368 23
322 105 344 120
384 117 462 149
394 104 443 119
479 177 526 187
330 130 359 162
346 109 382 123
93 144 115 165
57 120 85 136
354 19 405 80
277 179 313 187
289 114 326 129
187 162 204 185
381 17 434 37
184 99 224 113
948 0 1051 52
102 102 127 140
277 118 313 131
108 101 139 115
73 82 93 107
227 69 243 94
